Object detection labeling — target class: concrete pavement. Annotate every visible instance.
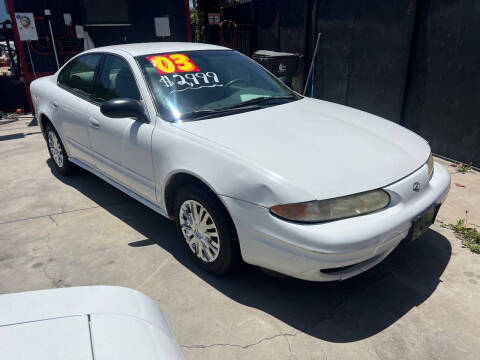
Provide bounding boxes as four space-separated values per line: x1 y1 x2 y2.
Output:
1 116 479 359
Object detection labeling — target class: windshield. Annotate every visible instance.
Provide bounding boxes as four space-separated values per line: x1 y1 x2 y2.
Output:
136 50 300 121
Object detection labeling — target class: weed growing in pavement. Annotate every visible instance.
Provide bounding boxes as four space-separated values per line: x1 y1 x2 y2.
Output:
443 218 480 254
456 162 473 174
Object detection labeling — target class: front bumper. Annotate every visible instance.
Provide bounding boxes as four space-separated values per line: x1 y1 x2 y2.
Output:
221 162 451 281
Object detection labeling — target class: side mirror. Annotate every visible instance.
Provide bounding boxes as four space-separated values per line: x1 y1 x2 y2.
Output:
100 98 148 122
278 76 292 88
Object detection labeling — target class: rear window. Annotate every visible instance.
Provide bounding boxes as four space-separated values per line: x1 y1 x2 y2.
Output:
58 53 102 98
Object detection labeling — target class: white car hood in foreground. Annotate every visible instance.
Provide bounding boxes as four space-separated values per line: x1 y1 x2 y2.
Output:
0 286 183 360
174 97 430 200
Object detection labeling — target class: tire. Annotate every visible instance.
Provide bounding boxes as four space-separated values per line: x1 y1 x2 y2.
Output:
45 124 75 176
174 185 241 274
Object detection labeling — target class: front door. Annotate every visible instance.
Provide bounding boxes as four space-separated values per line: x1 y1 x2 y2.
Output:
87 54 156 202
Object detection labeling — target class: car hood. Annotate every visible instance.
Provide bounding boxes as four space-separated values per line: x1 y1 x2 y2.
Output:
173 97 430 201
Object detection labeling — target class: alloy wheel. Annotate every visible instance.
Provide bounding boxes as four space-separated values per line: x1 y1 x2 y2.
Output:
48 130 64 168
179 200 220 262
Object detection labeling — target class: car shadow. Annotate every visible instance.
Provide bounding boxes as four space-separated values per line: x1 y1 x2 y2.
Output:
47 159 452 343
0 131 42 141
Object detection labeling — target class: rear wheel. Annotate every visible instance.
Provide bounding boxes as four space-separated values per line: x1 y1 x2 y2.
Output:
45 124 74 176
174 186 240 274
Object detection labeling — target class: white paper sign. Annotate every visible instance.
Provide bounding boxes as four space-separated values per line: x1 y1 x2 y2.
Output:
64 13 72 26
154 17 170 37
75 25 85 39
15 12 38 41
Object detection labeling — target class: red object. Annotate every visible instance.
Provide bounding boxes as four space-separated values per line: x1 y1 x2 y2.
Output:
28 41 80 56
147 54 199 75
16 108 23 114
6 0 34 112
219 20 238 49
184 0 192 42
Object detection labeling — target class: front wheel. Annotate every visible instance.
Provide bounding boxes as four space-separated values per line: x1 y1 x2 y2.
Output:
174 186 240 274
45 124 74 176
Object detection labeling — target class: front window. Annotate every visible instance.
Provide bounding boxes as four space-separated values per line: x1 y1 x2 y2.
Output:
94 54 141 102
137 50 300 121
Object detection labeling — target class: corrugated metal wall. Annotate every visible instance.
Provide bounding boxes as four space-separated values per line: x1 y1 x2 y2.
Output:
402 0 480 166
310 0 416 123
223 0 479 166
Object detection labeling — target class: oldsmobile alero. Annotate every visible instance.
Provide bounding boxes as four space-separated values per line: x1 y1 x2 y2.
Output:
30 42 451 281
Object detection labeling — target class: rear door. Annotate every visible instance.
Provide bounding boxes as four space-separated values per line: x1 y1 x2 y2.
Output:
87 53 156 202
54 53 102 168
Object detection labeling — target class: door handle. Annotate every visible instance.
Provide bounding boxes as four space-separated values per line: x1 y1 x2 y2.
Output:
88 117 100 129
51 101 59 109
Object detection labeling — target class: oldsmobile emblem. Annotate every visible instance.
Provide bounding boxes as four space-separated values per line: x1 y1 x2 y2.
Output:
413 182 421 192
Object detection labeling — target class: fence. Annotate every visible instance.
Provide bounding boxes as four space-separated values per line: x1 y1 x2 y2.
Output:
221 0 480 166
191 23 254 56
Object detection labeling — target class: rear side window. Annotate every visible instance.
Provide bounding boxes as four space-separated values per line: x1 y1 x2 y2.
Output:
57 63 72 86
94 54 141 102
58 54 102 98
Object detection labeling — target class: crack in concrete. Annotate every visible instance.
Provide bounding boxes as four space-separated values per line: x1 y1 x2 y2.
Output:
317 340 328 360
42 254 61 288
181 332 298 350
283 333 298 359
182 271 397 356
42 233 62 288
305 297 345 332
1 205 101 225
48 215 58 227
136 256 172 290
305 270 393 333
41 217 69 288
0 200 131 225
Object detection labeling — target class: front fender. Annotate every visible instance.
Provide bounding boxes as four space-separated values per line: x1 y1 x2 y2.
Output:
153 122 313 209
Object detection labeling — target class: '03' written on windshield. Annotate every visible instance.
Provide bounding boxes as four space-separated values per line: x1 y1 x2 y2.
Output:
147 53 200 74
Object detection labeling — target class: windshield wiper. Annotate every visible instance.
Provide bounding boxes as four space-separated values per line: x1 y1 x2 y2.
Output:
180 105 260 121
228 95 298 109
179 95 299 121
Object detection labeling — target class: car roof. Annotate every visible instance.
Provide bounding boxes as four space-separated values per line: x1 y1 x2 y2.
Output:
0 286 170 330
90 42 230 57
0 286 183 359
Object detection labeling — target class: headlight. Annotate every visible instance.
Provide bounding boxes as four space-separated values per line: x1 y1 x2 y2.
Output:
270 190 390 223
427 152 434 178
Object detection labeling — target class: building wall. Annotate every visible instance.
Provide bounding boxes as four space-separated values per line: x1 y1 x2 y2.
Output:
86 1 188 47
10 0 188 74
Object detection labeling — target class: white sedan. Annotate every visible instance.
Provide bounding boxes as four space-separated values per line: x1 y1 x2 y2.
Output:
30 42 450 281
0 286 183 359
